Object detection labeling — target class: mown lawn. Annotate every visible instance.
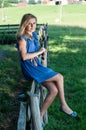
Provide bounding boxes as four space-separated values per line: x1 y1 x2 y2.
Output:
0 4 86 130
0 4 86 26
46 25 86 130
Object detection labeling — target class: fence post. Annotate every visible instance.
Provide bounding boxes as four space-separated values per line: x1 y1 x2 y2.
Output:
39 24 48 125
29 93 43 130
17 102 26 130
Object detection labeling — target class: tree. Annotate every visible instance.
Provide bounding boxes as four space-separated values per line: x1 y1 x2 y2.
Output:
29 0 36 4
38 0 41 3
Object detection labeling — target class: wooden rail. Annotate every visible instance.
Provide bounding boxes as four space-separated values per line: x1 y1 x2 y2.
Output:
0 24 46 44
17 24 48 130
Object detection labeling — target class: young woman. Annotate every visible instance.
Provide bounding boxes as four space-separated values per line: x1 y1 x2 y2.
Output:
16 13 77 120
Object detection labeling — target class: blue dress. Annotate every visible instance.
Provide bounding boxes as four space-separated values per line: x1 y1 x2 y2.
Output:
17 32 58 83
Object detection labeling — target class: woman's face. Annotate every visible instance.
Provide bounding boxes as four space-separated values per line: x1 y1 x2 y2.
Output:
25 18 36 34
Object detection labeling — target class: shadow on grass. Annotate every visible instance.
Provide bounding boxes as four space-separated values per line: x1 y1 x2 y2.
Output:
48 25 86 91
0 47 32 129
47 25 86 130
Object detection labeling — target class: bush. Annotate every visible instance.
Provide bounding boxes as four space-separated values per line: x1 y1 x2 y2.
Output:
28 0 36 4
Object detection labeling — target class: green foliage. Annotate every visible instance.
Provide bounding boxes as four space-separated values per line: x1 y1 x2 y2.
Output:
38 0 41 3
29 0 36 4
0 24 42 44
0 0 18 8
0 32 16 44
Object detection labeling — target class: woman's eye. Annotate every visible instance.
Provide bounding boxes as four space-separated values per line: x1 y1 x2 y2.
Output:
28 22 36 26
28 23 31 25
33 22 36 24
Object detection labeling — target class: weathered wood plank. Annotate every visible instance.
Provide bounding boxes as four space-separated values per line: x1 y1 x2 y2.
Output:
40 86 48 124
17 102 26 130
30 80 36 94
27 104 31 121
29 94 43 130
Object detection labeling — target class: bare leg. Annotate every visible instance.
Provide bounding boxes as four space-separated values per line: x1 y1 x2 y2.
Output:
46 73 73 114
40 81 58 118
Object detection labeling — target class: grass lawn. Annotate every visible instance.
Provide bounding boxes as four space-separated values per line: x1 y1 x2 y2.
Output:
0 4 86 130
46 25 86 130
0 4 86 26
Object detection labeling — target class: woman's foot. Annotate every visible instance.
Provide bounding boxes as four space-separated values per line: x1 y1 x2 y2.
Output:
60 104 77 117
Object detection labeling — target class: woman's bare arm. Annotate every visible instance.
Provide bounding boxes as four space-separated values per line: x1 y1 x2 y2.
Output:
18 39 46 60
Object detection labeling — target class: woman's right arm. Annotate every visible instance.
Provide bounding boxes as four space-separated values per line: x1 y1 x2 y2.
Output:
18 39 46 60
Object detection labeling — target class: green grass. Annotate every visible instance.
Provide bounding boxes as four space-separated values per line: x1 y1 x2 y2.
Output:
0 45 30 128
0 4 86 26
0 25 86 130
0 4 86 130
45 25 86 130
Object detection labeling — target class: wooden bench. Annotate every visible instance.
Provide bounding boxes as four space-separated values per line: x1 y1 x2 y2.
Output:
17 24 48 130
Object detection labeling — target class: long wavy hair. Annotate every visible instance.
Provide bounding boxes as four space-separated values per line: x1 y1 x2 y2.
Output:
16 13 37 40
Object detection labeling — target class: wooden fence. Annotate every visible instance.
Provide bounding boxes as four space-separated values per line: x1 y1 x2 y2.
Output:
0 24 46 44
17 24 49 130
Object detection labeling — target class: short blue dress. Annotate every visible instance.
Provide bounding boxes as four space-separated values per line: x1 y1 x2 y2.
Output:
17 32 58 83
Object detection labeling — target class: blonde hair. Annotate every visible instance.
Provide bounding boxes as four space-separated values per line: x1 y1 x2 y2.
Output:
16 13 37 40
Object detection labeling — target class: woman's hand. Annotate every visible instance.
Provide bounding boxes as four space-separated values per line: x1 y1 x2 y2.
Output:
39 47 46 55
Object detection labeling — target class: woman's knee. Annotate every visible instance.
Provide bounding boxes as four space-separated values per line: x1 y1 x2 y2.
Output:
57 73 64 81
42 81 58 96
50 86 58 96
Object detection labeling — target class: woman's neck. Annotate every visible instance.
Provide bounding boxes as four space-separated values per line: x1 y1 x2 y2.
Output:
24 32 33 40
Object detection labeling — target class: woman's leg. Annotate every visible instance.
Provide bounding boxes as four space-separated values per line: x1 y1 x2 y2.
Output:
40 81 58 118
45 73 73 114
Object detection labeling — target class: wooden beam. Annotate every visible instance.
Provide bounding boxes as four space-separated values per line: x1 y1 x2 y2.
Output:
29 94 43 130
17 102 26 130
